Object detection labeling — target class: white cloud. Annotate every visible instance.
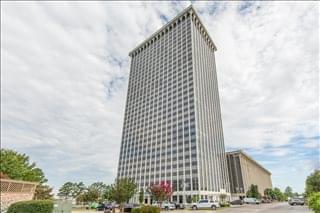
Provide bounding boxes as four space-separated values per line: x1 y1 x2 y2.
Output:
1 1 318 193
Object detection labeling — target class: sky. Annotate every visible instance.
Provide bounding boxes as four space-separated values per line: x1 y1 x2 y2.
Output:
1 1 319 194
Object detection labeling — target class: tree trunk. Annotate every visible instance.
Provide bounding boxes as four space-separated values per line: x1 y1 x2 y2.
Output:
120 203 124 213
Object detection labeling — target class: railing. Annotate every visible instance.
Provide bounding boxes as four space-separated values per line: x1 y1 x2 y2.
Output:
0 179 37 193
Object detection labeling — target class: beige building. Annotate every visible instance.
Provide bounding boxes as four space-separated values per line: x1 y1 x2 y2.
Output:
226 150 272 199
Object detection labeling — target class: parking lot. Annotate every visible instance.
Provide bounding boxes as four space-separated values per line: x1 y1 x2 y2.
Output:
72 202 311 213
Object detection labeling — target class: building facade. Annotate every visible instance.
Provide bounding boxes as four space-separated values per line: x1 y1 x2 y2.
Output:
117 6 230 203
226 150 272 200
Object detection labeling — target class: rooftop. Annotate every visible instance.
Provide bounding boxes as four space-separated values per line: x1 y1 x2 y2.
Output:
129 5 217 57
226 149 272 175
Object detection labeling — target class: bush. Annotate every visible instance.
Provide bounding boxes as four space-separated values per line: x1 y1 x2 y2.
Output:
7 200 53 213
131 206 160 213
308 192 320 213
219 203 230 207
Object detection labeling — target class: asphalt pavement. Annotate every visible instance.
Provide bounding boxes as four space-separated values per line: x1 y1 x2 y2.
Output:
72 202 312 213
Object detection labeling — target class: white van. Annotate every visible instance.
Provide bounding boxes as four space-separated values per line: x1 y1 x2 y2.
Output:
243 197 261 204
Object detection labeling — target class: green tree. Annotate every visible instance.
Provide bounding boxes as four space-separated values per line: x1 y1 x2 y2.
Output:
271 187 286 201
0 149 47 183
0 148 53 201
308 192 320 213
264 188 273 199
103 185 112 201
109 178 137 213
284 186 293 198
34 184 53 200
246 184 261 199
139 190 144 205
306 170 320 196
58 182 85 199
192 195 199 203
87 182 108 202
219 194 227 204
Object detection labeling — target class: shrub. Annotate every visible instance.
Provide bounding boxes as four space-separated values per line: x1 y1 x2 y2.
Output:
131 206 160 213
308 192 320 213
7 200 53 213
219 203 230 207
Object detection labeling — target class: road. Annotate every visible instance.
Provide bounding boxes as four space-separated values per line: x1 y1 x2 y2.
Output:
72 203 311 213
171 203 311 213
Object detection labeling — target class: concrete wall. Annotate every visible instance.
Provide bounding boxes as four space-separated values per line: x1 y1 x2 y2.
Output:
240 153 272 195
226 151 272 198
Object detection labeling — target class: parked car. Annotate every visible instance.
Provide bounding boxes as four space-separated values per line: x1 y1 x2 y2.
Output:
261 199 272 203
230 199 244 205
96 204 106 211
243 198 261 204
191 199 220 210
86 202 99 209
289 198 305 206
172 202 185 209
152 201 175 210
123 203 140 212
104 203 114 210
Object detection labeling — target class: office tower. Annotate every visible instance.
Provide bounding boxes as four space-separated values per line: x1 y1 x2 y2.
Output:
117 5 230 203
226 150 272 200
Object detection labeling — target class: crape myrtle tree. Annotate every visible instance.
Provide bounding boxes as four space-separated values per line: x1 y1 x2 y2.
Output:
148 181 173 207
108 178 137 213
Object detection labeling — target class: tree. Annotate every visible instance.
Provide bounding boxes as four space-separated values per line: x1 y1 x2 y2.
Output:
192 195 199 203
306 170 320 196
219 194 227 204
148 181 173 206
308 192 320 213
284 186 293 198
246 184 261 199
58 182 85 199
34 184 53 200
0 149 47 183
87 182 108 202
271 187 286 201
109 178 137 213
139 190 144 205
264 188 273 199
0 148 53 201
103 185 112 201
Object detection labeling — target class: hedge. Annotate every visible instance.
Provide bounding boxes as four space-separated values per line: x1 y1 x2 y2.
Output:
7 200 53 213
220 203 230 207
132 206 160 213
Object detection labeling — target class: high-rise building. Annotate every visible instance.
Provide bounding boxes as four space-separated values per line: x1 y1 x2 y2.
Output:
226 150 272 200
117 5 230 203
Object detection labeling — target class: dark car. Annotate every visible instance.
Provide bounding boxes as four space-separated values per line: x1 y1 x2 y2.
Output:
124 203 140 212
230 200 244 205
96 204 106 211
173 202 185 209
289 198 305 206
104 203 114 210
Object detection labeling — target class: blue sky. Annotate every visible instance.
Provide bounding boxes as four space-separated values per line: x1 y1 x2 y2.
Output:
1 1 319 194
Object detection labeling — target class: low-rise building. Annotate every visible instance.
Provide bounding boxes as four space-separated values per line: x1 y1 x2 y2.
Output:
226 150 272 200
